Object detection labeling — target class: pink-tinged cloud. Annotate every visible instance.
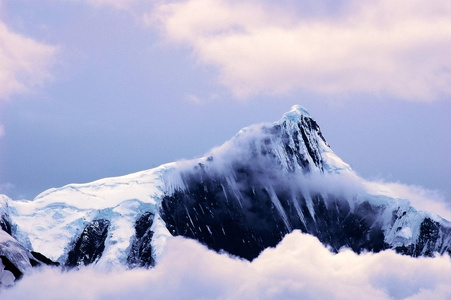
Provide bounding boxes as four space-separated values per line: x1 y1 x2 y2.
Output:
0 20 57 103
3 231 451 299
148 0 451 101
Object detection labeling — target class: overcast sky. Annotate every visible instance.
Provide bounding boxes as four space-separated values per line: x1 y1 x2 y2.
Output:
0 0 450 202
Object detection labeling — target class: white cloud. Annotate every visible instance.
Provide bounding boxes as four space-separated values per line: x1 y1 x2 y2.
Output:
383 182 451 220
148 0 451 101
364 180 451 221
0 124 4 138
2 231 450 300
0 19 57 103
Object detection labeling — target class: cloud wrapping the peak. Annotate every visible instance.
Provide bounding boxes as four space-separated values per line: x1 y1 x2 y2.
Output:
148 0 451 101
2 231 451 300
0 20 57 103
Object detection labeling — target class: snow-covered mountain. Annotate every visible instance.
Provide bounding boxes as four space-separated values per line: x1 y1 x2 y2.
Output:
1 105 450 286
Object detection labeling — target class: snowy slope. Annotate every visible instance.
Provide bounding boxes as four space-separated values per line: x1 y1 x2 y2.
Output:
1 195 60 286
8 165 173 269
1 105 450 277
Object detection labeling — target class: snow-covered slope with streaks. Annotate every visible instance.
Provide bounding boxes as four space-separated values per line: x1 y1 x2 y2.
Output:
7 166 173 269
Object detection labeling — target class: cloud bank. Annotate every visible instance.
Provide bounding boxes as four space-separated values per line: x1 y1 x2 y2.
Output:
2 231 450 300
0 19 57 103
147 0 451 101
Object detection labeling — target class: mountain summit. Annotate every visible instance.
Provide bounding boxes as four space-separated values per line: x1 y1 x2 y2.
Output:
1 105 450 285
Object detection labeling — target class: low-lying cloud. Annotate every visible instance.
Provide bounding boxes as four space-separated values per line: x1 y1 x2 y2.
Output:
2 231 450 300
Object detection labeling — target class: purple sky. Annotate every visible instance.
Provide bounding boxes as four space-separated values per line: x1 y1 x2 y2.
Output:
0 0 450 201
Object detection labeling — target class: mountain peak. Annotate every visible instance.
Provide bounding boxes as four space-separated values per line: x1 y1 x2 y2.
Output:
282 105 311 121
2 103 450 288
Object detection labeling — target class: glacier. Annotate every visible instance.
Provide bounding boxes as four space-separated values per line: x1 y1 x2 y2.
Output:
1 105 450 285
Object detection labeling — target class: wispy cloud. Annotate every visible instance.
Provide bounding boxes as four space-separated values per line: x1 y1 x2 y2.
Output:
146 0 451 101
0 19 57 103
364 180 451 221
3 231 451 299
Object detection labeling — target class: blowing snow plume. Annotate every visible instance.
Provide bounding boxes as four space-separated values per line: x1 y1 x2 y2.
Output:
1 105 451 296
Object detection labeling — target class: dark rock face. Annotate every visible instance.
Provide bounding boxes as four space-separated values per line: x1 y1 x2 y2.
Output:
283 117 326 170
254 115 328 174
0 255 23 280
162 162 451 260
162 165 289 260
0 216 11 235
415 218 451 256
31 251 60 267
127 212 155 268
65 219 110 268
394 218 451 257
161 163 389 261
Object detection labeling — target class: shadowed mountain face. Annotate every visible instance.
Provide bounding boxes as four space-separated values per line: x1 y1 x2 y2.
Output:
162 164 450 260
127 212 155 268
65 219 110 268
161 169 389 260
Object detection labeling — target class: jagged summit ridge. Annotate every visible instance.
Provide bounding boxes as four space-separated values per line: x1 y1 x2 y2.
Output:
206 104 349 177
275 105 330 171
277 104 328 146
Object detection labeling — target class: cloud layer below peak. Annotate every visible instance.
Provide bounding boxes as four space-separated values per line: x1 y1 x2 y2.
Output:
3 231 451 300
